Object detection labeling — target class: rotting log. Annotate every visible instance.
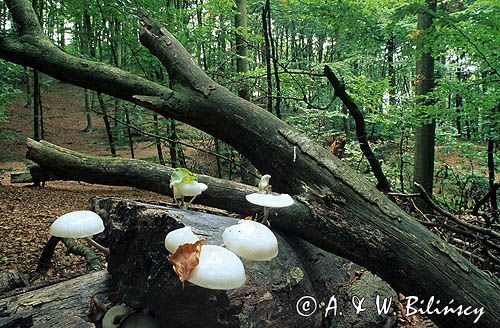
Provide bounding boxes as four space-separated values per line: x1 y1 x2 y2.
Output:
0 271 114 326
1 1 499 326
90 197 397 328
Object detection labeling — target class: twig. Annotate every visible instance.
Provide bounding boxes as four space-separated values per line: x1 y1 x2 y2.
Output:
472 181 500 216
414 182 500 239
324 65 391 192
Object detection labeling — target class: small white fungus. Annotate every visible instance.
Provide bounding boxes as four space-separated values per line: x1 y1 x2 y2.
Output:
222 220 278 261
175 181 208 198
164 226 199 253
245 193 294 208
187 245 246 290
49 210 104 238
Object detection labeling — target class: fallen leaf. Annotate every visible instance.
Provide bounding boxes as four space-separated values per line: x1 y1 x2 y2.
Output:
168 239 204 284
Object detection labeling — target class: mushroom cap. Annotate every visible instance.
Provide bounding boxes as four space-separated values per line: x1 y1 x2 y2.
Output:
102 304 133 328
245 193 294 208
222 220 278 261
49 210 104 238
175 181 208 197
187 245 246 290
121 313 161 328
164 226 199 253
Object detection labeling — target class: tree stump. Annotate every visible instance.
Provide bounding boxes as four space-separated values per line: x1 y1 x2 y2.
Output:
91 197 397 328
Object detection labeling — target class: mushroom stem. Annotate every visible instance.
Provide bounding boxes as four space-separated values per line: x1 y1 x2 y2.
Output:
84 237 110 256
262 207 270 226
187 195 198 207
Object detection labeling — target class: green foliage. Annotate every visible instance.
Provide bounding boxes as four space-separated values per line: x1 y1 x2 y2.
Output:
170 168 197 187
0 60 22 124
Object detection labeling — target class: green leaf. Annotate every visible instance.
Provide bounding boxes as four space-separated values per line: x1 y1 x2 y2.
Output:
170 168 197 187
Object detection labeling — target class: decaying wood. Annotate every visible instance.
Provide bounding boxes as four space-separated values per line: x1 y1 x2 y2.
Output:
31 316 94 328
0 270 28 295
1 1 499 326
25 139 310 221
91 197 397 328
0 271 114 326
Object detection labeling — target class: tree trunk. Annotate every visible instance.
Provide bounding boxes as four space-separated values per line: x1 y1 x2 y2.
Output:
0 271 114 326
387 37 396 105
83 89 93 132
91 197 396 328
97 93 116 156
235 0 254 185
32 69 42 141
2 2 499 326
262 0 273 114
153 114 165 164
412 0 436 210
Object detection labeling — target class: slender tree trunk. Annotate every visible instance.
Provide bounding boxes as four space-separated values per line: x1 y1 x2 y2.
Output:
82 9 95 132
83 89 93 132
31 0 43 140
267 1 281 119
32 69 42 141
113 19 124 141
24 66 32 108
125 108 134 158
168 119 178 167
262 0 273 114
235 0 254 184
97 93 116 156
387 37 396 105
235 0 248 100
413 0 436 210
153 114 165 165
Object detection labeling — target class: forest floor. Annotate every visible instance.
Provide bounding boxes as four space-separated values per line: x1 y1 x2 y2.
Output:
0 81 166 284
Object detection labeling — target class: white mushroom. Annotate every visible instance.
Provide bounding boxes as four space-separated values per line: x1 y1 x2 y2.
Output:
175 181 208 197
164 226 199 253
222 220 278 261
246 175 294 225
169 168 208 208
102 304 133 328
49 210 109 255
121 312 161 328
187 245 246 290
245 193 294 208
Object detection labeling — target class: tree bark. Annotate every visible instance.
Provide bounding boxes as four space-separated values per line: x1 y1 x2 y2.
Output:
91 197 396 328
2 2 499 326
0 271 114 326
412 0 436 209
262 0 273 114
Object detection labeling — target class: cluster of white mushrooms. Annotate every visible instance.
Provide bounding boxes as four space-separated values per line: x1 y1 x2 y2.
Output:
47 172 294 296
165 173 294 290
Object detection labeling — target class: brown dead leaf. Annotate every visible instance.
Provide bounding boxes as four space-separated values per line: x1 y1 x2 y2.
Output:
168 240 204 283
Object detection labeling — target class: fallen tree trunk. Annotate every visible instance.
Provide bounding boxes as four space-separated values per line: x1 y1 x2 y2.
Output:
1 1 499 326
91 197 396 328
0 271 114 326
